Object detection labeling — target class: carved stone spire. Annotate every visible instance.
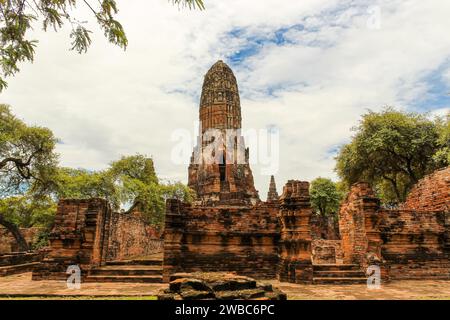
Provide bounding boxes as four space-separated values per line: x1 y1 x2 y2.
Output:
199 60 241 132
267 175 279 202
188 60 259 206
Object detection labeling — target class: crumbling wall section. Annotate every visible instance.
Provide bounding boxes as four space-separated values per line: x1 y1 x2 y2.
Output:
338 170 450 280
32 198 111 280
107 210 163 261
163 200 280 282
338 182 381 266
311 239 343 265
376 209 449 279
310 214 340 240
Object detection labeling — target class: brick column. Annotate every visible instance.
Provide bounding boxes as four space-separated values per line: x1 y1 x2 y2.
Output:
277 180 313 284
162 199 186 282
338 183 389 280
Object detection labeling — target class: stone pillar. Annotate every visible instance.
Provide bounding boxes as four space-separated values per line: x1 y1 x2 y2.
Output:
162 199 186 282
338 183 389 280
277 180 313 284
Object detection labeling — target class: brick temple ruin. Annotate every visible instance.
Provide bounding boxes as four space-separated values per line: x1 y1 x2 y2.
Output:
2 60 448 284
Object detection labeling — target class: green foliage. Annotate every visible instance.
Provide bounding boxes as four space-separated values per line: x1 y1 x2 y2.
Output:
432 113 450 167
0 194 55 228
0 104 58 197
32 228 51 250
0 0 205 91
171 0 205 10
310 177 343 217
53 154 193 228
335 107 446 205
55 167 118 206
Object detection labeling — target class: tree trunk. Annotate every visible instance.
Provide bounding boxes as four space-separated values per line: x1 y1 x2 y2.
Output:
0 214 29 252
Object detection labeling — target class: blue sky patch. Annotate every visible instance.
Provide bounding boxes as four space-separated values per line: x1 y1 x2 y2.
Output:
226 24 304 65
411 62 450 113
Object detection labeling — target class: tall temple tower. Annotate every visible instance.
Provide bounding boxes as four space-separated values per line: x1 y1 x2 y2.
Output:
188 60 259 205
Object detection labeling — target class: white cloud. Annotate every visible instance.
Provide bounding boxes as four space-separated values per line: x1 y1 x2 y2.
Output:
1 0 450 200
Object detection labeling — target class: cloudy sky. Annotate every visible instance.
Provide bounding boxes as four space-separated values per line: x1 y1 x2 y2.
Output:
1 0 450 199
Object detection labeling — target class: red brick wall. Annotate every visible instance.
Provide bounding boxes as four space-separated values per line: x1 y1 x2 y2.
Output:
310 214 340 240
338 182 380 265
163 200 280 282
32 198 112 280
374 209 449 279
402 166 450 211
107 210 162 260
339 176 449 280
311 239 343 265
0 227 43 254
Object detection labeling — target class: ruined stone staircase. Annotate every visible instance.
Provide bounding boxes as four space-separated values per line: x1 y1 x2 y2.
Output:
0 252 43 277
86 256 163 283
312 264 367 284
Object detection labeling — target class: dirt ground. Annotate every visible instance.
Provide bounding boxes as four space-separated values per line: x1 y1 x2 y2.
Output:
0 273 449 300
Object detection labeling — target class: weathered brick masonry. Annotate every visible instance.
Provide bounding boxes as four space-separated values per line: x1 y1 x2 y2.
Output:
107 210 163 261
339 171 450 280
33 199 162 280
277 180 313 283
402 167 450 211
163 200 280 282
33 199 111 280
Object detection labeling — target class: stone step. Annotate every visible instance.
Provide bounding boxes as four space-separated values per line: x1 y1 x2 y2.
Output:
313 264 361 271
0 262 40 277
313 277 367 285
313 270 366 278
85 275 163 283
106 259 162 266
90 265 162 276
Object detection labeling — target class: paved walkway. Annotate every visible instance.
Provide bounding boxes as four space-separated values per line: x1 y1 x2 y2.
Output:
0 273 165 297
269 280 450 300
0 273 449 299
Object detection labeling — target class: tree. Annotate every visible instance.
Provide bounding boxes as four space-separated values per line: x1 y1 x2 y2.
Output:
0 104 58 250
335 107 444 205
54 154 193 228
310 177 342 217
433 113 450 167
0 0 205 91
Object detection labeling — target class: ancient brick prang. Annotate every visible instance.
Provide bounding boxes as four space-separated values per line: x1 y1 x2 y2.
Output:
277 180 313 284
267 175 279 203
188 60 259 206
